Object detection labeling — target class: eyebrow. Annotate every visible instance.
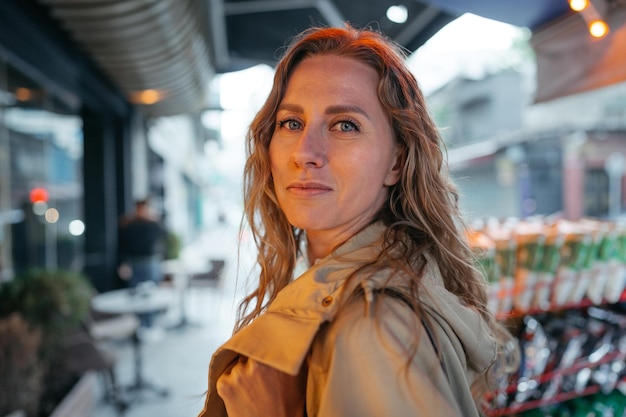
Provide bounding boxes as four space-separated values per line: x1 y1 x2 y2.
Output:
277 103 371 120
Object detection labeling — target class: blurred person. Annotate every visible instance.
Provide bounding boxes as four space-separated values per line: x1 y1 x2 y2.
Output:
118 197 167 328
198 25 517 417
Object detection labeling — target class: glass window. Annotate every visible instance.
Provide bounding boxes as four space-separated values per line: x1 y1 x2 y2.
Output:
0 57 83 279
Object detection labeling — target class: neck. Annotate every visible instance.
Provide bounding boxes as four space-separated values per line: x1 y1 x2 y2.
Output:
305 228 352 264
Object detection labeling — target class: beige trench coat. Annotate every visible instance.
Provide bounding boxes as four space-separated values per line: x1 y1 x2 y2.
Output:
197 223 496 417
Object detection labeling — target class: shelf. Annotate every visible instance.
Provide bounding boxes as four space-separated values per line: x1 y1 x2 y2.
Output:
493 289 626 320
484 384 603 416
483 340 626 415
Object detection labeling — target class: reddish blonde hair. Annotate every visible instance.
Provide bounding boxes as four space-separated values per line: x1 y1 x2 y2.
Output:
238 26 516 398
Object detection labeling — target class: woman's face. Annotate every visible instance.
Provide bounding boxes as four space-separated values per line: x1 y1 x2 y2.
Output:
269 54 401 258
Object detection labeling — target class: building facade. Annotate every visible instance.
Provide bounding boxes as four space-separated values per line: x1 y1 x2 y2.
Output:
0 1 212 291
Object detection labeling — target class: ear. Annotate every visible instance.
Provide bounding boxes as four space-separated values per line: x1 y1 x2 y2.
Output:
383 145 403 186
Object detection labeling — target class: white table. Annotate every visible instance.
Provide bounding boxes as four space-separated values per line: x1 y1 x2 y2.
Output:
91 287 174 399
91 286 173 316
161 259 213 330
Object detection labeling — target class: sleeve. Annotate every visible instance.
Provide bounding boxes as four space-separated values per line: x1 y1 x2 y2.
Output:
307 296 463 417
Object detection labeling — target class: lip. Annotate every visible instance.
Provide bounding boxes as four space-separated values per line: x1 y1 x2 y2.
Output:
286 181 333 196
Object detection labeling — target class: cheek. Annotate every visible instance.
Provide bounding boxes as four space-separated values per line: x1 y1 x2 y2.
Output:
351 148 395 182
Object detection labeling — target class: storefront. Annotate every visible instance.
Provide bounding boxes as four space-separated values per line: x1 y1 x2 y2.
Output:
0 58 84 277
0 1 136 291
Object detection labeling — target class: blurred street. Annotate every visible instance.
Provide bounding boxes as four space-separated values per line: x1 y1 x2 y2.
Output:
92 221 253 417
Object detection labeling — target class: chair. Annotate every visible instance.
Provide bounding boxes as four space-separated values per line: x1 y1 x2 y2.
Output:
86 309 140 343
190 259 225 288
59 307 140 414
58 330 127 414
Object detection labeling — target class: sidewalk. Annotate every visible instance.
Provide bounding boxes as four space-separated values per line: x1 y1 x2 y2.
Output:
93 222 252 417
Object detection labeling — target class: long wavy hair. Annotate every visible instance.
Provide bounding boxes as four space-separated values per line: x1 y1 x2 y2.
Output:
238 24 516 396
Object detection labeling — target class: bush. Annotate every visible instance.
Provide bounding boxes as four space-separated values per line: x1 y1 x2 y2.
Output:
0 313 43 416
0 269 93 416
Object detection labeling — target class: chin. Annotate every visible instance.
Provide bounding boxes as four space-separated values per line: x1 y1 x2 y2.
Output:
285 215 322 232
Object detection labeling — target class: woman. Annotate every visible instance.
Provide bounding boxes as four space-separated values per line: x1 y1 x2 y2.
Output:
198 25 516 417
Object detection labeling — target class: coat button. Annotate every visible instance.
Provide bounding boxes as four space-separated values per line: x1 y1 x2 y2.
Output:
321 296 333 307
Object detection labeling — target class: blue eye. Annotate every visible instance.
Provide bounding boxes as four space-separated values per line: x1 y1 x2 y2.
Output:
278 119 302 130
333 120 359 132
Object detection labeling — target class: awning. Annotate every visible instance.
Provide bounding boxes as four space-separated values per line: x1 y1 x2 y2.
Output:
532 4 626 103
38 0 215 118
32 0 458 118
33 0 623 117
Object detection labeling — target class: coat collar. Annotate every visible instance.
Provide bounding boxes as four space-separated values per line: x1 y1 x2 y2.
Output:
199 222 496 415
219 222 389 373
199 223 388 416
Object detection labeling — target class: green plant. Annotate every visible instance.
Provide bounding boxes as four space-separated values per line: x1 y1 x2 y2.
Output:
166 231 181 260
0 269 93 416
0 269 91 354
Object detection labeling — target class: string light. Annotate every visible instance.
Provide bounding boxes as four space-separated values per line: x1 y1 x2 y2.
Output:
569 0 610 39
569 0 589 11
589 19 609 37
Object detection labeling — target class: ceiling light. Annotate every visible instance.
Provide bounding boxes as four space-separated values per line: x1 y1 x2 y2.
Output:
14 88 33 101
386 5 408 24
129 89 163 105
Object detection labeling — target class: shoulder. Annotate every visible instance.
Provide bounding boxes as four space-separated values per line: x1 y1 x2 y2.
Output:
316 289 429 360
307 288 462 416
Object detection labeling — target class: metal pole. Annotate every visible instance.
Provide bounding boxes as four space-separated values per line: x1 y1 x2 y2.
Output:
604 152 624 219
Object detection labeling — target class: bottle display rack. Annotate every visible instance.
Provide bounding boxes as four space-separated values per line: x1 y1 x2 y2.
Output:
468 217 626 318
482 305 626 416
468 217 626 416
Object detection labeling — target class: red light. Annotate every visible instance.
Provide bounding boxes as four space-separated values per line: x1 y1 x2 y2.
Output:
29 187 49 203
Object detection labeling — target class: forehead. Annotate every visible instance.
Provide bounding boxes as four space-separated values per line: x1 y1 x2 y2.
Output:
283 55 381 101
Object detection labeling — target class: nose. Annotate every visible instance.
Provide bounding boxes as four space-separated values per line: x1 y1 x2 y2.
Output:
290 127 325 168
